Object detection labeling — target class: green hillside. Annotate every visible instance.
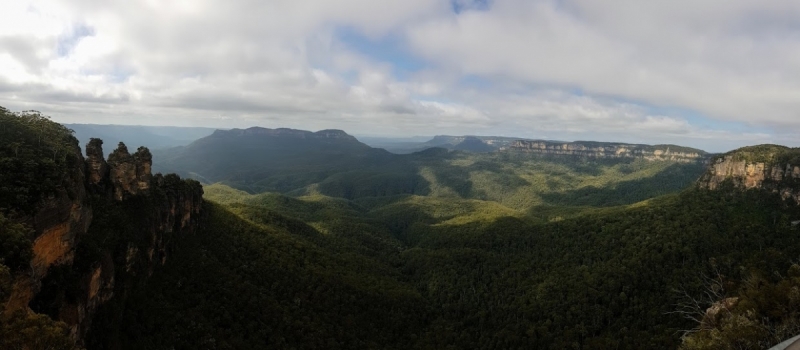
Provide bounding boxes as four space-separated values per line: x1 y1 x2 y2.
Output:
6 109 799 349
154 128 707 213
0 109 96 349
94 181 800 349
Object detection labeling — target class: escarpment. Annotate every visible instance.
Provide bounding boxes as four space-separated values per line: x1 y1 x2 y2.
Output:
698 145 800 203
508 140 707 162
1 135 203 345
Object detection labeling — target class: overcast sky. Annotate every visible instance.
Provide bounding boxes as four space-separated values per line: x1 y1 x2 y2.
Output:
1 0 799 152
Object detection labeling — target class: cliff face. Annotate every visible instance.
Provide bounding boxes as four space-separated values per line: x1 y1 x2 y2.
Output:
2 137 203 344
107 142 154 201
508 140 707 162
698 145 800 203
4 142 93 317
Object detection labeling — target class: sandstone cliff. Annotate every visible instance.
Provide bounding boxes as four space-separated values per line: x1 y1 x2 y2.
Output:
698 144 800 202
2 137 203 345
107 142 153 201
508 140 708 162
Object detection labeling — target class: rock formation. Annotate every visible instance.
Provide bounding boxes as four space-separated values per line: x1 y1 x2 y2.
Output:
85 138 109 187
1 138 203 345
508 140 707 162
107 142 153 200
698 145 800 203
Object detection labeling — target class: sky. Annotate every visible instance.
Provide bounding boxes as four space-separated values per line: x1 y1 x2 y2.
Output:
1 0 799 152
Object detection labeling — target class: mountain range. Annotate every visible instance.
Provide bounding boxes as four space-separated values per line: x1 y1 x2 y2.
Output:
2 108 800 349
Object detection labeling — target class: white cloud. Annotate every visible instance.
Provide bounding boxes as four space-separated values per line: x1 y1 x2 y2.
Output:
0 0 798 152
406 0 800 132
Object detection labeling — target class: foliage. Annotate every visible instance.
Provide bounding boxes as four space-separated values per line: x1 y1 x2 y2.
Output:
0 107 82 350
102 180 800 349
0 310 79 350
720 144 800 164
0 107 80 214
680 265 800 349
1 262 77 350
7 108 800 349
0 263 10 314
88 202 428 349
0 212 33 272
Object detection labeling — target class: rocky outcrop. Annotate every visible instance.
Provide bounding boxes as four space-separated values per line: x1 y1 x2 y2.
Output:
701 297 739 329
85 138 108 188
508 140 707 162
107 142 153 201
698 145 800 203
2 138 203 345
57 255 115 340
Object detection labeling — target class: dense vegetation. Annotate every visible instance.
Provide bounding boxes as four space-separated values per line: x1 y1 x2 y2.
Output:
96 180 800 349
143 124 800 349
0 108 80 349
681 263 800 349
0 107 81 214
720 144 800 165
5 108 800 349
2 209 77 350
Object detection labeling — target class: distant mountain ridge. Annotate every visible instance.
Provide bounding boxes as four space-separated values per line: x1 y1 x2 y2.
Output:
153 126 402 194
151 126 710 211
8 110 800 349
361 134 711 161
452 136 495 153
364 135 530 153
508 140 708 162
213 127 358 140
66 124 217 156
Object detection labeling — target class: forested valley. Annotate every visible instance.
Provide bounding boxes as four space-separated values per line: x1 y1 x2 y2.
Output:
2 108 800 349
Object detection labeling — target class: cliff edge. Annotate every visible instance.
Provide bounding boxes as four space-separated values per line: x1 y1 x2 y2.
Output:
508 140 708 162
0 110 203 348
698 144 800 202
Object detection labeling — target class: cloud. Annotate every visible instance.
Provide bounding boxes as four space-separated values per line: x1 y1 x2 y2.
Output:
0 0 798 152
406 0 800 131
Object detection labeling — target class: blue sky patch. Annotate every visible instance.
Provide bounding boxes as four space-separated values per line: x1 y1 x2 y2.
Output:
336 27 428 80
451 0 492 14
57 24 95 57
649 105 770 134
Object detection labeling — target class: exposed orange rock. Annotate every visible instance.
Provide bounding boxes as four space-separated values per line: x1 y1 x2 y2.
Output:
85 138 109 186
3 276 35 319
1 135 203 347
699 151 800 203
107 142 153 201
31 223 73 277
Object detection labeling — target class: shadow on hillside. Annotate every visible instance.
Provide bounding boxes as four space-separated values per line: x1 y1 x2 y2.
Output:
423 155 530 199
537 162 705 208
407 215 533 250
316 170 432 200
